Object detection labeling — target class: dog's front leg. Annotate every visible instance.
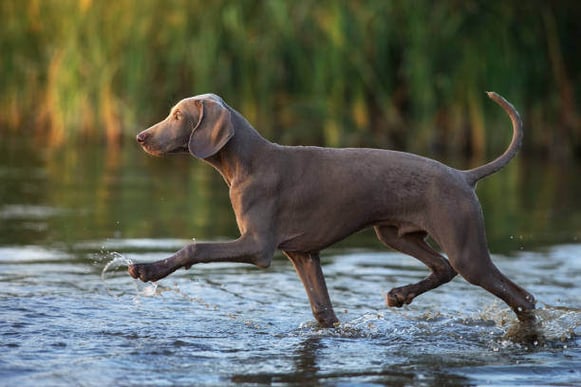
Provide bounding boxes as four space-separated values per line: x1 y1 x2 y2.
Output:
128 236 274 282
285 251 339 328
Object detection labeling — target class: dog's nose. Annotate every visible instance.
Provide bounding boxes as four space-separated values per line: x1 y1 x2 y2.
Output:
136 131 149 144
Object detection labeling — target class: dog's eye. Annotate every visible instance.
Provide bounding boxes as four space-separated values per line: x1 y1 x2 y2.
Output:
173 110 182 120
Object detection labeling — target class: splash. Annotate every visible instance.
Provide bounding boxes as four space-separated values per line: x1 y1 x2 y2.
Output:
99 251 158 299
136 281 158 298
532 304 581 345
292 311 390 339
480 302 580 349
100 251 133 281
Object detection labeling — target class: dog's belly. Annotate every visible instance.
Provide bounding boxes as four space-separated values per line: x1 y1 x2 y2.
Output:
277 215 426 253
277 222 367 253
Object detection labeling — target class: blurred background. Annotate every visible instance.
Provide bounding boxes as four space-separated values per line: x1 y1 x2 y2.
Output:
1 0 580 251
2 3 581 384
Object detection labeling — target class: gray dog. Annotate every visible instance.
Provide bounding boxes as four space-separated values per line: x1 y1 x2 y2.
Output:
129 92 535 327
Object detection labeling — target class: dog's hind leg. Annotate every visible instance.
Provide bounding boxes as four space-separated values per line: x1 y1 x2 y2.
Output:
434 208 536 322
375 226 457 307
447 247 535 321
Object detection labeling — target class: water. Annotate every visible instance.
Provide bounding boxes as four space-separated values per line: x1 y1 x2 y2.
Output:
1 136 580 385
1 242 580 386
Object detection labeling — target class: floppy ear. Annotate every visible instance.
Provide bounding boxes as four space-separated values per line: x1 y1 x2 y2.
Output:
188 99 234 159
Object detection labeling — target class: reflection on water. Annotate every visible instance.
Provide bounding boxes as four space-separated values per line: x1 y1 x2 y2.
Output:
1 135 580 385
1 135 580 250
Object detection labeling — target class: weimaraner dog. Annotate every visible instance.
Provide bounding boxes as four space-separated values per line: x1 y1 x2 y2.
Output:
129 92 535 327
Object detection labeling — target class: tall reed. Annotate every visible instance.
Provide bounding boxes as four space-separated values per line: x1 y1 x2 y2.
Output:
0 0 578 157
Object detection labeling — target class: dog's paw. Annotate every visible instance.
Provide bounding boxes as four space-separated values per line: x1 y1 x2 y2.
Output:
386 288 415 307
128 263 148 281
128 263 164 282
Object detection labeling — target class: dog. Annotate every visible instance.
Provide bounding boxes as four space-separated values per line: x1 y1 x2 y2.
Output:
129 92 535 327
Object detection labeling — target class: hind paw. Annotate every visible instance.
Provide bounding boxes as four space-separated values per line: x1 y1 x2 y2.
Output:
386 287 416 307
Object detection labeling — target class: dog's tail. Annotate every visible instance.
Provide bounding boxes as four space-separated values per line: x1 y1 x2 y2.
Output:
463 92 523 187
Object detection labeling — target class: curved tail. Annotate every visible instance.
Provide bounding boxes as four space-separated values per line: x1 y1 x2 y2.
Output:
463 92 523 186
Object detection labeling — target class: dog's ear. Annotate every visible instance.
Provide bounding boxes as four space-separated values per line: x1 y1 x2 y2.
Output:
188 99 234 159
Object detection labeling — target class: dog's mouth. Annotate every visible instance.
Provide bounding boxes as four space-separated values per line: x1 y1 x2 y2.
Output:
139 144 164 157
166 145 189 154
136 128 189 156
139 143 189 157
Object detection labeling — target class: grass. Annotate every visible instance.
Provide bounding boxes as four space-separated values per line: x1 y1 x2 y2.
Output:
0 0 579 158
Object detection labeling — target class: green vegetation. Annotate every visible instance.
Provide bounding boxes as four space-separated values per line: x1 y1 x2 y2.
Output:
1 1 579 158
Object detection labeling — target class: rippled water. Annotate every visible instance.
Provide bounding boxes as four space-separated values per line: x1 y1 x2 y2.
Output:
1 239 579 386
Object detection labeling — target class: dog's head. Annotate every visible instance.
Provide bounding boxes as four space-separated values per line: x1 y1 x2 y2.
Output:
136 93 234 159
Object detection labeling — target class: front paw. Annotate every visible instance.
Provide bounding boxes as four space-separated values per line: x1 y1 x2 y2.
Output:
128 261 171 282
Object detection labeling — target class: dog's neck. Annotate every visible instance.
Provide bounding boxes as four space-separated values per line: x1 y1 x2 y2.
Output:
204 109 273 186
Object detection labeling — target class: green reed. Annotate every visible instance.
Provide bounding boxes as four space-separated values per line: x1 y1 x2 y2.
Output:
1 0 578 158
